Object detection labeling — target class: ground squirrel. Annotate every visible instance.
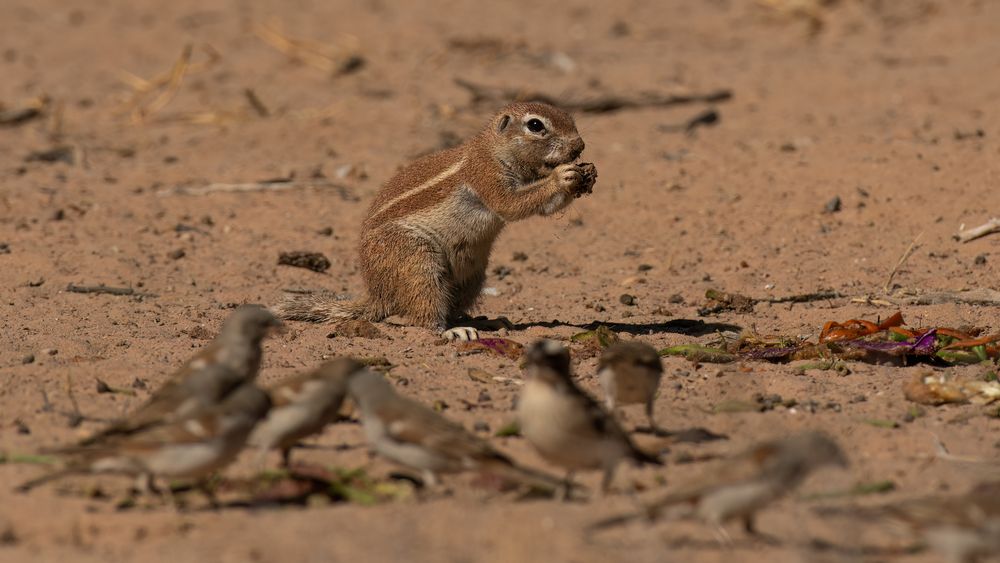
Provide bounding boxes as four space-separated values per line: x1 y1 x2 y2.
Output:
275 102 597 340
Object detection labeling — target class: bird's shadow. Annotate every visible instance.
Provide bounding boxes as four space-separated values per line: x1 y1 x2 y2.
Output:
511 318 742 337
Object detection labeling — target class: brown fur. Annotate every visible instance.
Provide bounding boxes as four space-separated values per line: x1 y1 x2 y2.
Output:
275 102 594 331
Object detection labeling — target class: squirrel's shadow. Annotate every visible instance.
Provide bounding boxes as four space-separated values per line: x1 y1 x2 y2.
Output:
512 318 742 337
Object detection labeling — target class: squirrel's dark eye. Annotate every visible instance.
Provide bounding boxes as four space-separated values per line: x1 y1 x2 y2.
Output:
526 118 546 133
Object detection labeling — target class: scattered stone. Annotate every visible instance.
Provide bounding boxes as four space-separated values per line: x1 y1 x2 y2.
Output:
823 196 842 214
167 249 186 260
41 348 58 356
51 208 65 221
953 128 984 140
0 243 9 254
25 146 74 164
13 418 30 435
619 294 637 306
473 420 490 433
668 293 684 304
21 354 34 364
974 254 987 266
637 264 653 272
317 226 334 236
0 522 17 546
278 251 331 273
512 251 528 262
492 265 513 280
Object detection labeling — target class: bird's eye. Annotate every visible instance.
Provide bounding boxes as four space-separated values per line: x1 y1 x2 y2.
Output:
526 118 546 133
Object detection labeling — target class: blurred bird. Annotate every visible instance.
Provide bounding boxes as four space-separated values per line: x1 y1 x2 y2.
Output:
18 384 272 498
817 481 1000 563
79 305 281 444
347 368 563 492
518 340 662 498
590 431 847 542
598 340 663 431
250 358 365 467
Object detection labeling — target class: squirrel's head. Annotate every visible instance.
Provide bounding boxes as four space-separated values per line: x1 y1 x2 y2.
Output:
487 102 585 182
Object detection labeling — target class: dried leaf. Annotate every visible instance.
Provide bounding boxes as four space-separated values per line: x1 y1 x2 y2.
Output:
698 289 755 315
456 338 524 360
570 325 621 358
660 344 736 363
904 373 1000 406
467 368 494 383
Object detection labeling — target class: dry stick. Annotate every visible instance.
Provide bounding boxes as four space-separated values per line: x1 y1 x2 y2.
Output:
883 231 923 293
158 180 356 198
902 288 1000 306
454 78 732 114
244 88 270 117
66 284 149 297
956 217 1000 243
767 290 842 304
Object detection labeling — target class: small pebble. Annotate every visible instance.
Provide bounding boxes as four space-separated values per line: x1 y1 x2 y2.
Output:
619 294 636 306
823 196 842 214
21 354 34 364
974 254 987 266
473 421 490 433
168 249 186 260
668 293 684 304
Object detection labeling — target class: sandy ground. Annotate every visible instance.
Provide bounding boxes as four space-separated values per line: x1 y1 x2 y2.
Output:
2 0 999 561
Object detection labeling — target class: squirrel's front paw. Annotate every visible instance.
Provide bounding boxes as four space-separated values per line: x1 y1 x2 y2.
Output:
555 162 597 198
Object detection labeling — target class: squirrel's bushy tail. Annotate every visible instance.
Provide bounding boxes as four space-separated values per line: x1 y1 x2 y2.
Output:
271 293 385 323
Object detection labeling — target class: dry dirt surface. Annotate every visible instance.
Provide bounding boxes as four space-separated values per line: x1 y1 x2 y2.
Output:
2 0 999 562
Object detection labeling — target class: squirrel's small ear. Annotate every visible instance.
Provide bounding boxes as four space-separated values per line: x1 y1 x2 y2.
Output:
496 114 511 133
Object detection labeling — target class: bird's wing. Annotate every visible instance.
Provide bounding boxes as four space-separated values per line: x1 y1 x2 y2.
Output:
379 400 504 463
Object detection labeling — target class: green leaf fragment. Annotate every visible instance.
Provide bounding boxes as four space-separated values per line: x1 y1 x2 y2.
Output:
494 421 521 437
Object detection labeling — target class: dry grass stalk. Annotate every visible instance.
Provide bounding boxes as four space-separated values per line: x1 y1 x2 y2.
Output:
254 20 362 75
120 44 221 124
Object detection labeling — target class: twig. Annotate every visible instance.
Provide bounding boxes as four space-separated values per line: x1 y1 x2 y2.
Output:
66 284 152 297
454 78 732 114
900 288 1000 306
158 180 357 200
883 231 923 293
0 96 48 126
956 217 1000 243
767 290 843 304
244 88 270 117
